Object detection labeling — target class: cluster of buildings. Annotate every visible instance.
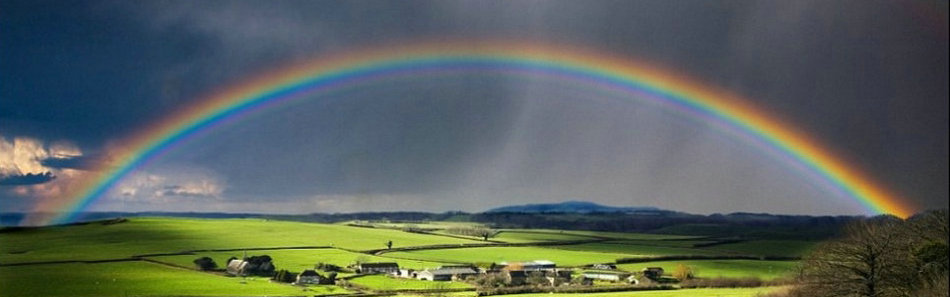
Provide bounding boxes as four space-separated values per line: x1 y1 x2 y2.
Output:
227 256 665 287
352 260 659 286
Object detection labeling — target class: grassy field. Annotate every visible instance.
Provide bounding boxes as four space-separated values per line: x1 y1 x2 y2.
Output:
347 274 473 290
549 242 724 256
0 217 480 264
0 261 349 297
491 231 598 242
386 246 635 266
502 229 702 240
617 260 799 280
501 287 785 297
148 248 451 272
397 287 785 297
606 239 718 248
344 220 487 230
704 240 817 257
0 217 806 296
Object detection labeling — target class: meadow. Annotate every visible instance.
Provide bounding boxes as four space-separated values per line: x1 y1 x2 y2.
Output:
617 259 799 280
0 217 479 264
0 217 808 296
347 274 473 290
148 248 451 273
0 261 348 297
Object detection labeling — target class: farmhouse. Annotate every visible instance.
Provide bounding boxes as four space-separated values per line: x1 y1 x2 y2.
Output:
591 263 617 270
499 260 557 271
295 270 323 284
226 259 249 276
582 270 631 282
416 266 479 281
501 270 527 286
357 262 399 274
397 268 418 278
496 260 572 285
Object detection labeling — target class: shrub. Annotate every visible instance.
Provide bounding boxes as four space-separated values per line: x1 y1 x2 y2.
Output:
193 256 217 271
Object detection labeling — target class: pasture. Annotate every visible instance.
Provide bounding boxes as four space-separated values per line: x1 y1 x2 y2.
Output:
0 217 805 296
0 217 480 264
618 259 799 280
385 246 634 266
148 248 451 272
0 261 348 297
347 274 473 290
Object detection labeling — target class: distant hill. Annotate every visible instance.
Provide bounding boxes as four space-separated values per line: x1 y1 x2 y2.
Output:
484 201 665 214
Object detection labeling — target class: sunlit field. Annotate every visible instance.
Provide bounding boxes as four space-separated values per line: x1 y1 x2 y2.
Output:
0 217 804 296
0 261 349 297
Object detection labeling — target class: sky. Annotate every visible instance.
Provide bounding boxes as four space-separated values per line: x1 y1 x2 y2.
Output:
1 0 947 217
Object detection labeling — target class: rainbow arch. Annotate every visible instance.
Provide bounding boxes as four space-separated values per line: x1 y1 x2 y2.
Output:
32 41 914 225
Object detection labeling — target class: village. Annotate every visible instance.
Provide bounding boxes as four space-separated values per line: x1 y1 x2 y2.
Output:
222 254 671 291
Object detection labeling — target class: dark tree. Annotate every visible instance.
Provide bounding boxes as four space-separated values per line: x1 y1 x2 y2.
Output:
790 211 949 297
796 216 916 297
243 255 276 276
272 269 295 283
193 256 217 271
386 240 393 249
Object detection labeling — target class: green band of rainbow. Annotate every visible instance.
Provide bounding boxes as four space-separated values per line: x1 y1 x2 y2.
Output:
31 41 913 225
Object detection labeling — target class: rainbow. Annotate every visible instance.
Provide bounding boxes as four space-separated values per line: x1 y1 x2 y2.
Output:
31 41 915 225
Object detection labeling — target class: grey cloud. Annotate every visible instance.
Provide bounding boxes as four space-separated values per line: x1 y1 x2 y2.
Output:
40 155 99 170
0 172 55 186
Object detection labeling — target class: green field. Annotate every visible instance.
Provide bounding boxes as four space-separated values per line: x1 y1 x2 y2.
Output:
550 242 724 256
618 260 799 280
148 248 450 272
503 229 702 240
0 261 348 297
0 217 481 264
607 239 718 248
492 231 598 242
347 274 473 290
503 287 785 297
0 217 805 296
344 220 486 230
386 246 634 266
704 240 817 257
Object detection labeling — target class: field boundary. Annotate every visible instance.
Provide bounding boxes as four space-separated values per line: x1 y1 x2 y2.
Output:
368 238 605 255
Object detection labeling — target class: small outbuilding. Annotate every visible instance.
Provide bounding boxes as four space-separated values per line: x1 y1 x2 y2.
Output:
295 270 323 284
416 267 479 281
591 263 617 270
582 270 631 282
357 262 399 274
397 269 418 278
502 270 527 286
642 267 665 280
226 259 249 276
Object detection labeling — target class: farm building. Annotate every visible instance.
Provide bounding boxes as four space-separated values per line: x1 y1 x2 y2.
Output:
356 262 399 274
295 270 326 285
502 270 527 286
226 259 248 276
642 267 665 280
416 266 479 281
499 260 556 271
397 268 418 278
591 263 617 270
582 270 631 282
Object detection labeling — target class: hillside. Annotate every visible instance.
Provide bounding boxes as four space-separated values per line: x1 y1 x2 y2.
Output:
485 201 664 214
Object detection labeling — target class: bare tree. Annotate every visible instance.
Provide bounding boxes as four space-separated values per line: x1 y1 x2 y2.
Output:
796 216 917 297
908 210 949 297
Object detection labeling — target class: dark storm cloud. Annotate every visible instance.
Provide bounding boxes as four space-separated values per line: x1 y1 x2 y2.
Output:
40 155 98 170
1 0 946 214
0 172 55 186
